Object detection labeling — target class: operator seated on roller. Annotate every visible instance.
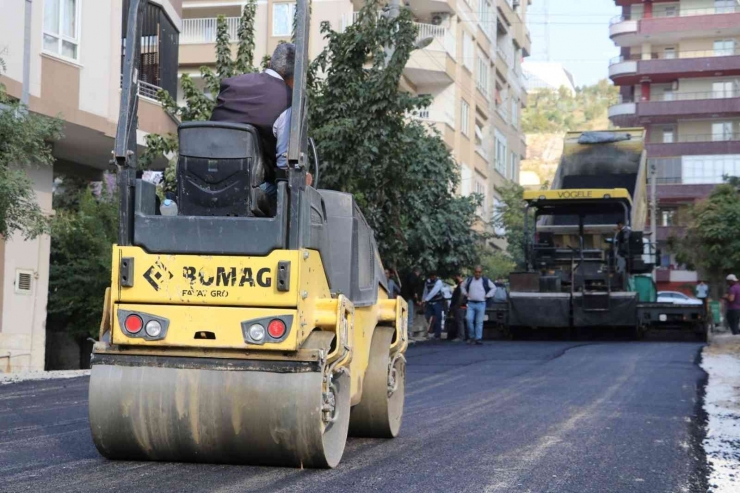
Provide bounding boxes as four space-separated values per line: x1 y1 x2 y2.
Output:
614 220 632 274
210 43 311 202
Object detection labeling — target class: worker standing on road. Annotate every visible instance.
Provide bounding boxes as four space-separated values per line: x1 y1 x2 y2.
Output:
422 271 445 340
696 280 710 314
385 269 401 298
461 265 496 345
722 274 740 335
448 274 467 342
402 267 423 332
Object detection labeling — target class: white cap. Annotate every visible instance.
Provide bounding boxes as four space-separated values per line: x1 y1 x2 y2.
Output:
727 274 738 282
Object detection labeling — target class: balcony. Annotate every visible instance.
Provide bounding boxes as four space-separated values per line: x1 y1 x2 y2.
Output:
609 6 740 46
496 46 513 69
404 22 457 85
413 108 456 148
609 48 740 84
648 132 740 158
609 91 740 126
181 17 239 45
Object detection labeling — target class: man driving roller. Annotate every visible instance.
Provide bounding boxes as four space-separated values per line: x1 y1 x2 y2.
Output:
211 43 307 200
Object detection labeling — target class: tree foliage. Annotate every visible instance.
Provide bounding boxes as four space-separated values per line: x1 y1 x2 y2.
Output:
477 246 516 280
522 79 618 134
0 61 63 239
308 1 480 275
493 181 530 269
669 181 740 287
47 182 118 340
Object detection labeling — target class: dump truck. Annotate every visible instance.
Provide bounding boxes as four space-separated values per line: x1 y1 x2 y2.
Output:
493 129 708 340
88 0 408 468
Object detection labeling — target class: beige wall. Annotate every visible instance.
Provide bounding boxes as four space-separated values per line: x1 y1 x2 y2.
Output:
0 166 53 372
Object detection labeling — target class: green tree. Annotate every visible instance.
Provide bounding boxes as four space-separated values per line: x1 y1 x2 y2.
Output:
669 180 740 290
493 181 529 269
477 246 516 279
47 182 118 340
309 1 480 276
0 60 63 239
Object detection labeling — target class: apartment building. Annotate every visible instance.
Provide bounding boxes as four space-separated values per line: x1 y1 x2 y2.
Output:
0 0 182 371
179 0 531 246
608 0 740 288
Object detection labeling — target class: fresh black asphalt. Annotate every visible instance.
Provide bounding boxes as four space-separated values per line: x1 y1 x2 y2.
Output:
0 341 708 492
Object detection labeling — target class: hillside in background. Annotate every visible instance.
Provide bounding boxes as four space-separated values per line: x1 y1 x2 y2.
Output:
521 80 618 188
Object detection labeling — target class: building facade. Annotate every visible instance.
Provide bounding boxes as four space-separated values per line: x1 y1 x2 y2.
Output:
179 0 531 246
608 0 740 287
0 0 182 371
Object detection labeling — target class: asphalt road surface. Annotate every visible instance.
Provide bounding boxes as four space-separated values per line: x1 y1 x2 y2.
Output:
1 341 708 493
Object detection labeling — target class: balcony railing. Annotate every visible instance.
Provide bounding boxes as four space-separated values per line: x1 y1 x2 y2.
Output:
496 46 513 67
412 108 455 129
652 132 740 144
610 5 740 24
618 89 740 103
181 17 240 44
120 75 162 101
610 48 740 65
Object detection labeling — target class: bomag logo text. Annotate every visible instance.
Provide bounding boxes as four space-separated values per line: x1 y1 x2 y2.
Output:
182 266 272 288
557 191 593 199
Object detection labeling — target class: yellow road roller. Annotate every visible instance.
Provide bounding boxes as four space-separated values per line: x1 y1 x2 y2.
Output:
89 0 407 468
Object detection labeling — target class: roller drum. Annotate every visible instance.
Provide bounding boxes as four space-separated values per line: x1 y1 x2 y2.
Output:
88 358 350 468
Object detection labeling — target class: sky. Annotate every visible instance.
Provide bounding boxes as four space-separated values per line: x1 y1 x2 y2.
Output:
526 0 622 87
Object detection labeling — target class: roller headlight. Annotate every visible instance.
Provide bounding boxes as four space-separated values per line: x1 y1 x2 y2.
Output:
249 324 266 342
145 320 163 338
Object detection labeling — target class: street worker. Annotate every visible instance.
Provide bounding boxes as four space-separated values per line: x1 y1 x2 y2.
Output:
211 43 311 203
422 271 445 340
402 267 424 330
385 269 401 298
696 280 710 313
614 220 632 273
461 265 496 345
448 274 467 342
722 274 740 335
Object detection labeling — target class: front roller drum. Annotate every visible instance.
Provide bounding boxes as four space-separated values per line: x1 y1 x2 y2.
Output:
88 357 350 468
349 326 405 438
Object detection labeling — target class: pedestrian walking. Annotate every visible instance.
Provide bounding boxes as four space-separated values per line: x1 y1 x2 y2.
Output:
385 269 401 298
402 267 423 330
422 271 445 340
722 274 740 335
449 274 467 342
461 265 496 345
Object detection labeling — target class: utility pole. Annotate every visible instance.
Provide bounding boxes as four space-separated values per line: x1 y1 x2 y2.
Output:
650 161 658 280
22 0 32 107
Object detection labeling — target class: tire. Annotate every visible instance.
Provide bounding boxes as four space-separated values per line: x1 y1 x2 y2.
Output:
348 326 405 438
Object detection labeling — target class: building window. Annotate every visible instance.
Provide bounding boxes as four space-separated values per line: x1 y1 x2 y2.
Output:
712 122 733 141
712 81 736 99
273 3 296 37
474 179 487 216
495 130 507 176
714 39 736 57
463 32 474 72
716 0 736 14
493 198 505 236
662 127 674 143
661 210 675 227
476 56 489 95
682 154 740 184
663 47 676 59
122 0 180 97
480 0 493 39
510 152 518 179
461 99 470 137
461 164 472 196
661 87 674 102
43 0 80 60
511 99 518 129
664 5 678 17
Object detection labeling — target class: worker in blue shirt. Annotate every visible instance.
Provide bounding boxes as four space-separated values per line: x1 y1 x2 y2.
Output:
422 271 445 339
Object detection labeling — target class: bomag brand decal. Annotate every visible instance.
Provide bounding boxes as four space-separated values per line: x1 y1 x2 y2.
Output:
557 190 593 199
141 262 274 298
180 266 273 298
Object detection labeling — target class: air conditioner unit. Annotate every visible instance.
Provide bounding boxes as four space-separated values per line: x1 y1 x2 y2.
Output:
431 12 450 27
672 80 679 90
513 0 521 8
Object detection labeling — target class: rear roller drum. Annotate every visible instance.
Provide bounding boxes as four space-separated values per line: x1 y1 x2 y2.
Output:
348 326 405 438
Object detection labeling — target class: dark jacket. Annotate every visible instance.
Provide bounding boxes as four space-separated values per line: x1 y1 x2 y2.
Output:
402 272 424 301
210 72 292 168
450 282 466 309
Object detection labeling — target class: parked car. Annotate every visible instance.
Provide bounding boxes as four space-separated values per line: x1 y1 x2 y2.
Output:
657 291 703 306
